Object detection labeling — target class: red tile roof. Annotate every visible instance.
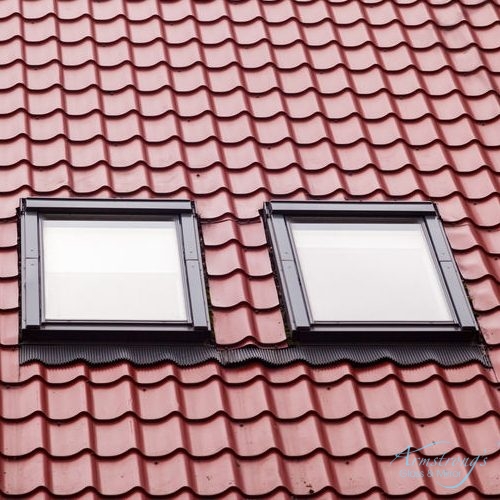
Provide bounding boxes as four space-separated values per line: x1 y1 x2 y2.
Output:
0 0 499 497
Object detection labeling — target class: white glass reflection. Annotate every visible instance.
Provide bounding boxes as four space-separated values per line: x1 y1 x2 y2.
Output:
291 222 453 322
42 219 187 321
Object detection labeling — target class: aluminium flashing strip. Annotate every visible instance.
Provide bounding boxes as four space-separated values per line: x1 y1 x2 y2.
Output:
21 198 196 214
264 201 440 217
20 343 491 368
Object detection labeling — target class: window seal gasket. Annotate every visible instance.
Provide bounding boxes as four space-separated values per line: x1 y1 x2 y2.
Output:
19 198 211 343
262 201 479 343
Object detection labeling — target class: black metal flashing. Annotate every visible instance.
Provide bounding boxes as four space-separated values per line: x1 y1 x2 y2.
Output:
20 343 491 368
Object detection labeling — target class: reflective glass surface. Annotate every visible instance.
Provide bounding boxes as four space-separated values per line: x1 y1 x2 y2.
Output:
291 222 453 322
42 219 187 321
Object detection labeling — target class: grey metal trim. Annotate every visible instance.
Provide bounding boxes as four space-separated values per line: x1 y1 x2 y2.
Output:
441 262 478 330
20 211 41 329
23 198 194 214
180 213 200 261
23 212 39 258
23 258 41 328
264 213 310 331
282 261 310 331
186 260 211 330
425 216 453 262
180 212 211 330
266 201 437 216
20 343 491 368
424 215 478 330
268 214 295 262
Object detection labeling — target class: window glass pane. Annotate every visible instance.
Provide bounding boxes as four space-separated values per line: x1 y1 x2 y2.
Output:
291 222 453 322
42 219 187 321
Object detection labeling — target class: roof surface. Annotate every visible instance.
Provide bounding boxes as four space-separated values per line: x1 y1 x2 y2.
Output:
0 0 499 497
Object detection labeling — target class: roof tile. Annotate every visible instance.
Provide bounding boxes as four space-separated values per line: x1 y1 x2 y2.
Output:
0 249 17 279
1 0 500 497
445 222 499 253
4 375 498 422
212 307 286 346
468 278 500 312
4 412 499 461
478 310 500 345
0 311 19 346
210 274 279 310
0 280 17 311
205 244 271 277
2 450 498 497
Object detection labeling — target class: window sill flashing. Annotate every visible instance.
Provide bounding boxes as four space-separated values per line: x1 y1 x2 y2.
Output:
20 342 491 368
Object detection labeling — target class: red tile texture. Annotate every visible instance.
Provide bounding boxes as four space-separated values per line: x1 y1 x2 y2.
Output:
0 0 499 497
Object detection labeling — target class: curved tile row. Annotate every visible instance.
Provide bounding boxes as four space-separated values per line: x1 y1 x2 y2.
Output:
212 307 287 346
1 126 500 163
444 223 500 253
0 489 491 500
209 274 279 310
0 38 499 73
201 219 267 248
0 116 499 151
0 280 18 311
467 279 500 313
1 113 499 149
1 449 498 497
0 0 496 27
0 122 498 157
478 310 500 345
205 244 272 277
1 88 499 122
2 413 499 459
0 222 19 248
1 164 498 207
1 16 499 50
439 197 500 227
0 249 18 279
1 375 498 421
2 63 498 99
454 249 500 283
1 140 497 177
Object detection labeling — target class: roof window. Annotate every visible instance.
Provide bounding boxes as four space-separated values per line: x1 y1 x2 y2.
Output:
19 198 210 342
263 201 478 342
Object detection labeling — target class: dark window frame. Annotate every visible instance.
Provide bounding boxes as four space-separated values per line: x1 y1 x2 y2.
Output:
262 201 478 343
19 198 211 343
